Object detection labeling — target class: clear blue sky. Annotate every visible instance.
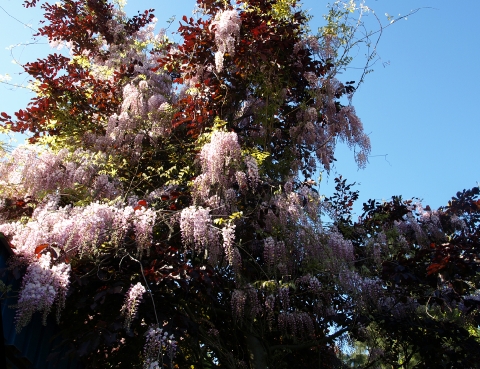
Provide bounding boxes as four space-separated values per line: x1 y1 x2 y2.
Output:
1 0 479 214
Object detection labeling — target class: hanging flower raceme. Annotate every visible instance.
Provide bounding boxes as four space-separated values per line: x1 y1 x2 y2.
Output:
193 130 243 202
221 222 242 273
0 200 156 261
121 83 145 115
143 326 177 369
200 130 242 184
263 237 287 275
209 9 242 72
0 146 121 201
180 206 220 253
15 253 71 332
193 129 260 206
121 282 146 330
278 311 315 339
133 206 157 256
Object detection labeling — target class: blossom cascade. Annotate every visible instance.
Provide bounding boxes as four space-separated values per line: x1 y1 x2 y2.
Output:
121 282 146 330
210 10 242 72
180 206 219 252
16 253 71 331
0 201 156 261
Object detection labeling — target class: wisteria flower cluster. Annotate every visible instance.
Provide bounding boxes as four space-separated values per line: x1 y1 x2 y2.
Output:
209 9 242 72
263 237 287 275
0 200 156 261
90 75 173 159
120 282 146 330
231 289 247 322
289 77 371 171
3 0 477 367
194 130 243 201
15 253 70 331
180 206 219 253
193 131 260 221
0 146 121 200
143 326 177 369
278 311 315 339
221 223 240 271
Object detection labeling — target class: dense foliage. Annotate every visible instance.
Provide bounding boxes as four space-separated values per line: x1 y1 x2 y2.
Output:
0 1 479 368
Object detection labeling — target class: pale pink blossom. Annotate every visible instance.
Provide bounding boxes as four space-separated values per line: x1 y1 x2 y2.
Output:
121 282 146 330
121 83 145 115
0 146 121 200
210 10 242 72
193 131 243 202
0 202 156 261
133 207 157 257
180 206 219 253
16 253 70 331
222 223 236 265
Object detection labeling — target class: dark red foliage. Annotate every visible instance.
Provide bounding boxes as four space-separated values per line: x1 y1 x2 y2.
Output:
28 0 153 57
157 1 333 175
0 196 37 221
427 187 480 285
1 1 155 142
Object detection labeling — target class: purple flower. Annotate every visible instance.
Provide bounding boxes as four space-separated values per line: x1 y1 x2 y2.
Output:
16 254 70 331
121 282 146 330
143 326 177 369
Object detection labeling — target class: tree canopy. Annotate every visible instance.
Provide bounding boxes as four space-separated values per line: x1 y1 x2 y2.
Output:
0 1 479 368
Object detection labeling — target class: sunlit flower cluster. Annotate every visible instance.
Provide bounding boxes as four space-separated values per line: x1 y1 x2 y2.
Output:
0 146 121 200
121 282 146 330
194 131 243 200
0 201 156 261
133 206 157 256
16 253 70 331
180 206 223 263
210 10 242 72
222 223 237 266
